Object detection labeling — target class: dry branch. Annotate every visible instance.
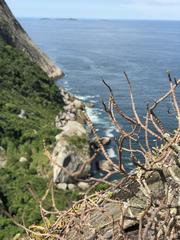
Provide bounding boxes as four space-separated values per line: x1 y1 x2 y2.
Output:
11 75 180 240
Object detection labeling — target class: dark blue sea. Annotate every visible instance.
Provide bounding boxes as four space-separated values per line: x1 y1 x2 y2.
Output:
19 19 180 169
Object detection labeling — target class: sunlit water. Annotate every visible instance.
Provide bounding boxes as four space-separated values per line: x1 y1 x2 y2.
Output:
20 19 180 170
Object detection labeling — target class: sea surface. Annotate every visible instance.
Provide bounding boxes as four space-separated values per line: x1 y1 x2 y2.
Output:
19 19 180 169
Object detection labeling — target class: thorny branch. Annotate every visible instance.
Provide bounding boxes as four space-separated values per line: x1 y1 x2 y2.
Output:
5 73 180 239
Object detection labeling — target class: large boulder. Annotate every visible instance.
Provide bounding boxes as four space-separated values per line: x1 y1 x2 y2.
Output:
52 121 91 183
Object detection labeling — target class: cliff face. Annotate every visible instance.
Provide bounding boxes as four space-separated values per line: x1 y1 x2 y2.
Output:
0 0 64 79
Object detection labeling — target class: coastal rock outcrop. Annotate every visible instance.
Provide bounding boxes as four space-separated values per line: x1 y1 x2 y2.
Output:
55 89 86 129
53 88 112 187
52 121 91 184
0 0 63 79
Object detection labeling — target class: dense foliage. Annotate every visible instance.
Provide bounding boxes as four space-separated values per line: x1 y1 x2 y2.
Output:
0 38 78 239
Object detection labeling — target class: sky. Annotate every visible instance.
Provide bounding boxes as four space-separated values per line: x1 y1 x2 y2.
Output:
5 0 180 20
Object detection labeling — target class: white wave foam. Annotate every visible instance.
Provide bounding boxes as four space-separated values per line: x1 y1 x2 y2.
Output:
75 94 99 101
127 162 133 166
85 107 102 124
105 128 114 138
63 80 68 85
90 100 98 103
107 148 117 158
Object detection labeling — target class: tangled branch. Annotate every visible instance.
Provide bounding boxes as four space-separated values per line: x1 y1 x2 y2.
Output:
8 73 180 239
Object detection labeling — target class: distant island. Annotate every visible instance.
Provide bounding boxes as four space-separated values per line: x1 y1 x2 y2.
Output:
40 17 78 21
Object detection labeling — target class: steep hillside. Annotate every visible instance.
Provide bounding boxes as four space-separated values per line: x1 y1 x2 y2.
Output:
0 35 80 240
0 0 63 79
0 2 81 237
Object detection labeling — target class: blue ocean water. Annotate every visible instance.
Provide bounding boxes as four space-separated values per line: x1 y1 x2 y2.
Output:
20 19 180 166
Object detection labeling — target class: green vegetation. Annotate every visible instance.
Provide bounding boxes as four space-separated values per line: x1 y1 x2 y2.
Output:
65 134 88 151
0 167 79 240
93 183 109 192
0 38 78 239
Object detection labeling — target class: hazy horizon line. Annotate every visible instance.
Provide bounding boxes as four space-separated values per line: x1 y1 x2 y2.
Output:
17 17 180 21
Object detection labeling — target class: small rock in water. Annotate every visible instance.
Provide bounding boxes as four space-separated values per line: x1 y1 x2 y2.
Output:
86 102 95 108
99 160 113 172
100 137 111 145
78 182 89 191
56 183 68 190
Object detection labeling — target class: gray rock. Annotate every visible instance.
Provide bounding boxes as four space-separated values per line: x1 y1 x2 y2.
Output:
18 109 26 119
61 120 66 126
76 110 86 124
98 160 113 172
0 146 6 168
65 115 71 121
19 157 28 163
72 99 84 110
103 230 113 239
56 183 68 191
85 230 96 240
90 137 111 149
64 100 71 106
68 95 75 102
56 122 62 129
66 113 75 121
71 108 77 114
68 184 76 191
60 88 65 96
52 121 91 183
55 116 62 128
78 182 89 191
12 234 21 240
55 115 59 122
100 137 111 146
86 102 95 108
62 121 87 137
63 105 72 111
64 93 70 101
60 113 66 120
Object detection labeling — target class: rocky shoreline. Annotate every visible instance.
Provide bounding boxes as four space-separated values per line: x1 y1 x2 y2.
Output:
52 88 94 191
55 88 86 128
52 88 111 191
